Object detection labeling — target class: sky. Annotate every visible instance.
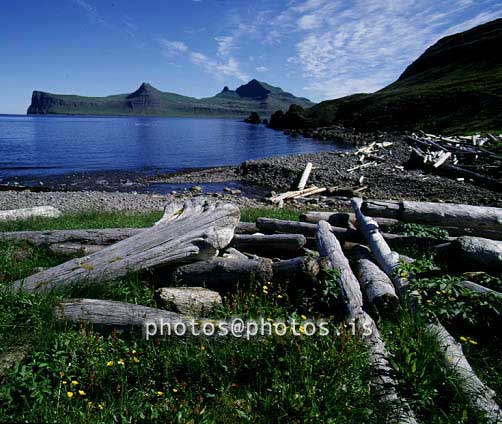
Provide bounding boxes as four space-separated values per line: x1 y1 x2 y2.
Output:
0 0 500 114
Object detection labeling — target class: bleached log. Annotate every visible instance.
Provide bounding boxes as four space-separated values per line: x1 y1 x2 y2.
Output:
231 234 306 256
427 323 502 423
297 162 313 190
352 245 399 315
256 217 318 237
173 257 273 290
13 199 240 293
56 298 187 328
156 287 222 315
0 228 142 246
433 151 451 168
235 222 259 234
300 211 399 231
0 206 62 222
455 280 502 299
272 256 320 283
49 243 104 256
362 200 502 233
221 247 249 260
448 236 502 272
352 198 409 295
316 221 417 423
270 186 325 203
292 187 326 199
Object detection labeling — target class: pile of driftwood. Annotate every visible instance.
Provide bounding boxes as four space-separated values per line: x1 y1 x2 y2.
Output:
5 197 502 422
406 132 502 191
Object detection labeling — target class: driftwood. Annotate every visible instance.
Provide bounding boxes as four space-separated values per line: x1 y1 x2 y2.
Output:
235 222 259 235
231 234 307 256
256 218 318 237
156 287 222 315
56 298 188 329
448 236 502 272
427 323 502 423
352 245 399 315
362 200 502 233
300 211 399 231
13 199 240 293
315 221 417 423
221 247 249 260
173 257 273 291
272 256 320 283
352 198 409 295
0 206 62 221
49 243 104 256
456 280 502 299
270 186 326 204
297 162 313 190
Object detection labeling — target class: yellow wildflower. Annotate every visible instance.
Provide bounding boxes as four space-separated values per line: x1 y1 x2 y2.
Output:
301 314 307 320
435 291 442 295
71 380 78 386
277 294 283 299
172 388 178 393
200 345 206 351
67 392 74 399
62 381 67 385
469 339 478 345
156 391 164 397
98 402 105 410
118 358 125 366
460 336 468 342
299 325 305 334
133 357 140 363
106 360 114 366
78 390 86 396
132 350 137 354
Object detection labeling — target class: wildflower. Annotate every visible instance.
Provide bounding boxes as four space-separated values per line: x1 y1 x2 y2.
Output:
460 336 468 342
87 401 94 409
277 294 283 299
60 371 65 378
156 391 164 397
469 339 478 345
262 285 269 294
435 291 442 295
200 345 206 351
106 360 114 367
133 357 140 363
67 392 74 399
98 402 105 410
301 314 307 320
299 325 305 334
62 381 67 385
172 388 178 393
427 300 433 304
71 380 79 386
118 358 125 366
78 390 86 396
132 350 137 354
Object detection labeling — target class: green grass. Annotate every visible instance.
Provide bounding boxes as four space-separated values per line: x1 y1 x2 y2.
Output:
0 209 500 423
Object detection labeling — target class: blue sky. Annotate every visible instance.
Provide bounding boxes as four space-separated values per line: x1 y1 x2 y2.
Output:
0 0 500 114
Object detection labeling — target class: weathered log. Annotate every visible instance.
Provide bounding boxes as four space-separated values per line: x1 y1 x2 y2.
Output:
235 222 259 234
0 206 62 222
156 287 222 315
272 256 320 283
221 247 249 260
427 323 502 423
448 236 502 272
315 220 417 423
173 257 273 291
56 298 189 330
13 199 240 293
455 280 502 299
297 162 313 190
48 243 104 256
352 198 409 295
256 217 318 237
231 234 307 256
362 200 502 233
0 228 142 246
300 211 399 231
352 245 399 315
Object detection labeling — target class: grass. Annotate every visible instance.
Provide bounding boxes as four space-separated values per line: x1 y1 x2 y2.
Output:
0 209 500 423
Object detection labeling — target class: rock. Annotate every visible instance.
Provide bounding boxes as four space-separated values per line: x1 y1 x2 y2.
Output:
156 287 222 315
244 112 262 124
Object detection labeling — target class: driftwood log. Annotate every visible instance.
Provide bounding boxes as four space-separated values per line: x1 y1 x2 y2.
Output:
448 236 502 272
49 243 104 256
156 287 222 315
315 221 417 423
173 257 273 291
362 200 502 233
427 323 502 423
12 199 240 293
230 234 307 256
456 280 502 299
297 162 313 190
352 198 409 295
0 206 62 221
300 211 399 231
352 245 399 315
272 256 320 283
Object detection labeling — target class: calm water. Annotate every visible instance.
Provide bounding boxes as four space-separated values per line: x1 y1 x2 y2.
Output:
0 115 345 178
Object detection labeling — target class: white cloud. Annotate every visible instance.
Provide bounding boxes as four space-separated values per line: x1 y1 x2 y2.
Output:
298 14 322 30
256 66 268 72
159 39 188 58
190 52 249 81
215 36 235 57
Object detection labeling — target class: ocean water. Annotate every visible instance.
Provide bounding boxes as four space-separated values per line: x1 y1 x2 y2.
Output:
0 114 346 178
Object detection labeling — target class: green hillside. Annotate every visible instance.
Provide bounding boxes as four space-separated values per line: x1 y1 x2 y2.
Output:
27 80 314 119
275 19 502 134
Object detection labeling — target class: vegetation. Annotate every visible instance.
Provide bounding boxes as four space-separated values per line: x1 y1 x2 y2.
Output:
0 210 500 422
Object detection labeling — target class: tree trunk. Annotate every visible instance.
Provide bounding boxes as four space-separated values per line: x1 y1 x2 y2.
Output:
315 220 417 423
427 323 502 423
352 198 409 295
230 234 307 256
0 206 62 221
48 243 104 256
173 257 273 291
156 287 222 315
352 245 399 315
456 280 502 299
272 256 320 283
362 200 502 233
297 162 313 190
12 199 240 293
300 211 399 231
448 236 502 272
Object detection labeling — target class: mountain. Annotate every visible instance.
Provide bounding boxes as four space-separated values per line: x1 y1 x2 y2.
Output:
276 19 502 134
27 80 314 118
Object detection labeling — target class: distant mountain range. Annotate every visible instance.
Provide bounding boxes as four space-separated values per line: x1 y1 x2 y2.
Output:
27 79 315 118
271 19 502 134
